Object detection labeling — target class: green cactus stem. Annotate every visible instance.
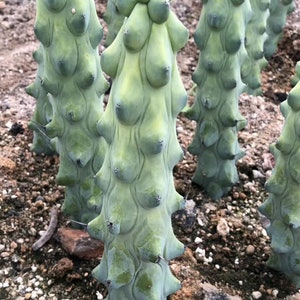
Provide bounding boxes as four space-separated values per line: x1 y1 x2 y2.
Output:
33 0 108 224
26 44 55 156
185 0 251 200
88 1 189 298
259 65 300 287
263 0 295 60
243 0 270 95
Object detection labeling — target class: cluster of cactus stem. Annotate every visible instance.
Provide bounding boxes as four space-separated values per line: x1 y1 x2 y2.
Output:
184 0 251 199
27 0 300 296
28 0 109 224
87 1 189 298
259 62 300 287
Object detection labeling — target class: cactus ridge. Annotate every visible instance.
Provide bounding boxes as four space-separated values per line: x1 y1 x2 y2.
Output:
88 1 188 298
259 71 300 287
186 0 250 199
31 0 109 224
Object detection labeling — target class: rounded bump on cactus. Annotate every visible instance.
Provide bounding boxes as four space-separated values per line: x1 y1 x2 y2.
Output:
258 0 270 11
288 84 300 111
164 233 184 260
49 33 78 77
123 4 151 53
133 263 163 299
45 118 65 138
265 171 287 195
275 136 295 155
89 22 104 49
32 47 43 64
230 0 245 6
114 0 137 16
45 0 67 12
166 11 189 52
135 168 167 208
198 150 218 178
34 19 52 47
270 220 294 253
206 1 229 30
258 196 274 219
101 29 124 78
147 0 170 24
41 75 59 96
97 117 114 144
26 82 40 99
199 119 219 147
56 156 79 186
145 24 172 88
289 251 300 276
106 247 135 289
66 0 90 35
87 213 107 242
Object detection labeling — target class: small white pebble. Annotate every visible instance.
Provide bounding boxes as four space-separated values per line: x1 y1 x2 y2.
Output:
272 289 279 297
96 291 104 300
252 291 262 299
215 264 220 269
239 281 243 286
194 237 202 244
0 244 5 252
31 265 38 273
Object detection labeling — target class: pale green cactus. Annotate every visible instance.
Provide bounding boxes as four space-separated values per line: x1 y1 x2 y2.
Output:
33 0 108 224
264 0 295 60
243 0 270 95
26 44 55 155
88 1 189 298
259 64 300 287
185 0 251 199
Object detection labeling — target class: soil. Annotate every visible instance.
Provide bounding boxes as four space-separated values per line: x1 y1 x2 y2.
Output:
1 1 300 299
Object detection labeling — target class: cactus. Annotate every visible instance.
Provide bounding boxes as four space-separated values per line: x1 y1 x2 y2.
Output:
88 1 189 298
103 0 125 46
263 0 295 60
185 0 252 199
259 64 300 287
243 0 270 95
26 44 55 155
33 0 109 224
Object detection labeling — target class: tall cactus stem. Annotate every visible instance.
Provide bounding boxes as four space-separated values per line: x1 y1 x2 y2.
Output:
185 0 252 199
88 1 189 298
259 63 300 287
33 0 109 224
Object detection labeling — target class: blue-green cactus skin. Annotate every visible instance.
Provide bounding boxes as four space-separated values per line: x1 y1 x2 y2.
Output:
88 1 189 298
243 0 270 95
26 45 55 155
185 0 251 200
259 70 300 287
34 0 109 224
263 0 295 60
